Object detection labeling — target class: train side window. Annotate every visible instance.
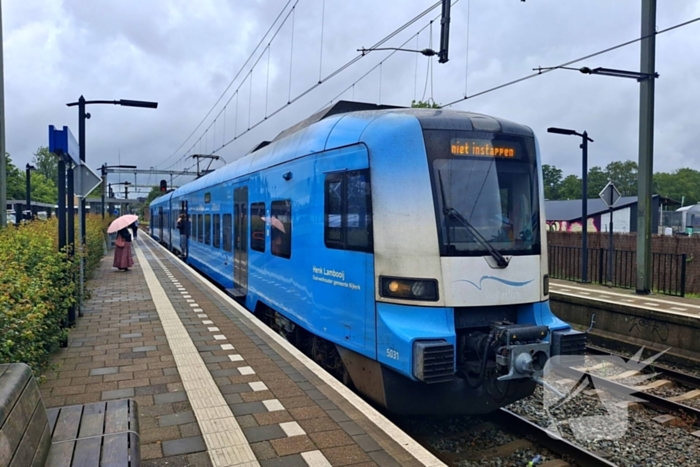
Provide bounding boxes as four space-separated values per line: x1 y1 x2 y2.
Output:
198 214 204 242
223 213 232 252
205 214 212 245
250 202 266 252
271 200 292 259
325 175 343 248
324 169 373 252
213 214 221 248
192 214 198 241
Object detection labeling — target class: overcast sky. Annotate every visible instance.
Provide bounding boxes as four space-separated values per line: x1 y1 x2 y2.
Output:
4 0 700 195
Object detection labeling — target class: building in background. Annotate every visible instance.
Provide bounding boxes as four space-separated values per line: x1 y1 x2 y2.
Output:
662 203 700 235
545 195 679 233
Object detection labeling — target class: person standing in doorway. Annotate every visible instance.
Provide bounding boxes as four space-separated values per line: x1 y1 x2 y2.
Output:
176 214 188 257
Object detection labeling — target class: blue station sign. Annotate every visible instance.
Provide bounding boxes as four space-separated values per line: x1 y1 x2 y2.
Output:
48 125 80 164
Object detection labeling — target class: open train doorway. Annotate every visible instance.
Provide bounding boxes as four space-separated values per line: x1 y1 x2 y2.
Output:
233 186 248 299
181 200 189 259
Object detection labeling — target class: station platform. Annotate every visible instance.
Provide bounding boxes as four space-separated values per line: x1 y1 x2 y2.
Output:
550 279 700 319
39 234 444 467
549 279 700 363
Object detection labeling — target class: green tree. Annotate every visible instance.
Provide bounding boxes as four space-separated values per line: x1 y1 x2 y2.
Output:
32 146 58 184
558 174 582 200
29 173 58 204
411 99 441 108
587 166 608 199
654 168 700 205
5 154 25 200
145 186 164 206
604 160 638 196
542 164 562 200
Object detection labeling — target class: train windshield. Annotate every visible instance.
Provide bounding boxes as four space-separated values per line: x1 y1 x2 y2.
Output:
424 130 541 257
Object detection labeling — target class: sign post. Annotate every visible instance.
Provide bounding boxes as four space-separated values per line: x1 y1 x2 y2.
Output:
74 161 102 316
599 181 622 285
49 125 100 322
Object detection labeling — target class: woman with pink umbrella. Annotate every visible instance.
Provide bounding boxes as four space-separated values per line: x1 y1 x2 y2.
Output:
108 215 138 271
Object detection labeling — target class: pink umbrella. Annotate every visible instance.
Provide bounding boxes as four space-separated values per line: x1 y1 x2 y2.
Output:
261 216 286 233
108 214 139 234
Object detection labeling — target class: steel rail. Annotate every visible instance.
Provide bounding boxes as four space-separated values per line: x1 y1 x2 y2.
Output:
495 408 617 467
586 344 700 389
552 363 700 428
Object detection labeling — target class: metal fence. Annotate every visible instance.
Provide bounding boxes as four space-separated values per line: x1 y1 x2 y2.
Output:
548 245 687 297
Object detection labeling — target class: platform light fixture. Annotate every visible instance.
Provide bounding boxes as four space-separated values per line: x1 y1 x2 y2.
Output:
547 127 594 283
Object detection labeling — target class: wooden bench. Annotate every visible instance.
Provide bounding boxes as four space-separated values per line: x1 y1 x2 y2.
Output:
0 364 140 467
0 363 52 467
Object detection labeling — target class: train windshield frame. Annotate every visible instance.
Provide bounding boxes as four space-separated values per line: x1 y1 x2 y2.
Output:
423 129 541 257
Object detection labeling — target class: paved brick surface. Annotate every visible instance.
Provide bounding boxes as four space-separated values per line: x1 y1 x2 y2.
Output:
40 249 211 466
39 235 435 467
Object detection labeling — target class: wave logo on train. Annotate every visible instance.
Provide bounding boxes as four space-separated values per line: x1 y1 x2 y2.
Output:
540 348 666 441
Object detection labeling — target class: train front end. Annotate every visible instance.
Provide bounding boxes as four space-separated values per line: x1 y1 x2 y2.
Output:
342 109 585 414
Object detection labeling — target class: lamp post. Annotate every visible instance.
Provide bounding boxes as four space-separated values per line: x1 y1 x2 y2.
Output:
101 164 137 218
66 97 157 243
548 127 594 283
25 164 35 221
65 97 156 317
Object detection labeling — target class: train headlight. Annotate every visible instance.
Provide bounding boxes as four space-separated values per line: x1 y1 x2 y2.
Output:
380 277 438 301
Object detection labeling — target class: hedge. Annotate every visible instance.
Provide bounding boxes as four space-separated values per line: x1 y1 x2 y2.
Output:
0 215 109 375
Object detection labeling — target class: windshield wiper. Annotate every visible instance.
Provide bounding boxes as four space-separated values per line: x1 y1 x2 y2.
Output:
438 170 510 269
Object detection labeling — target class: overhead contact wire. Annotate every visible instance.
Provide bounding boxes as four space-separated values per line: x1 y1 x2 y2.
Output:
158 0 296 168
210 0 449 160
444 15 700 107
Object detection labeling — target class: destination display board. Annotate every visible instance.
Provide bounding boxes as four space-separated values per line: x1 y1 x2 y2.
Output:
450 138 518 158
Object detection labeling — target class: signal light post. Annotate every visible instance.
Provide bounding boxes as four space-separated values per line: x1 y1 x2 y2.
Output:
160 179 168 192
101 164 137 218
25 164 35 222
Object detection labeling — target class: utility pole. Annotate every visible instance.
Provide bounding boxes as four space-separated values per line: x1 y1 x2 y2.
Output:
438 0 451 63
581 132 590 283
636 0 656 294
25 164 35 220
0 0 6 228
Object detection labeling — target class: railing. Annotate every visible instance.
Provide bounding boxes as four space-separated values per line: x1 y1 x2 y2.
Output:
548 245 687 297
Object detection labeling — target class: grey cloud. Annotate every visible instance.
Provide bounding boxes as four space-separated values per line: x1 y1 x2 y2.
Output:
4 0 700 198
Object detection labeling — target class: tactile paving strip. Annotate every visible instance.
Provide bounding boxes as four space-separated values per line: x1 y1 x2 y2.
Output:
135 242 260 467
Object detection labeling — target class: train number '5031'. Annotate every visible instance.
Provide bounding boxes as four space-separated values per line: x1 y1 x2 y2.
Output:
386 348 400 360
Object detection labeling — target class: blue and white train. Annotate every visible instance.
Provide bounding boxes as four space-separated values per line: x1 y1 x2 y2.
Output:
150 101 585 415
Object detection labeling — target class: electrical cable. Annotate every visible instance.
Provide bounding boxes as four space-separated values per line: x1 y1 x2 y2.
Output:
464 0 470 97
319 0 326 83
206 0 449 159
165 0 301 169
322 7 448 110
444 15 700 107
157 0 296 168
421 21 433 101
289 6 296 103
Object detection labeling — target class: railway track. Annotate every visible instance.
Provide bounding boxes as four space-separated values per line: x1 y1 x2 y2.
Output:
397 407 616 467
578 345 700 426
406 346 700 467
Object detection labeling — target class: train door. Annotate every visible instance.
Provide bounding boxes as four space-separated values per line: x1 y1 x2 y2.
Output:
167 198 173 251
232 185 248 298
158 206 163 241
181 200 189 259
